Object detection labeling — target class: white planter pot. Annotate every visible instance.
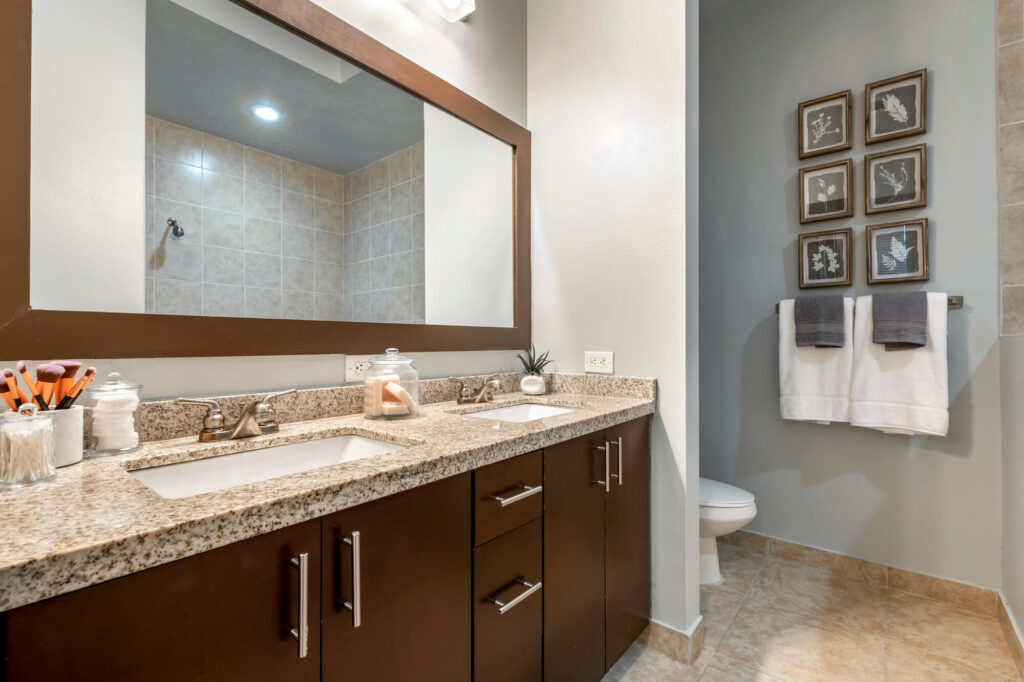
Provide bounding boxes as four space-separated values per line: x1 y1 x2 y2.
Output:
520 375 546 395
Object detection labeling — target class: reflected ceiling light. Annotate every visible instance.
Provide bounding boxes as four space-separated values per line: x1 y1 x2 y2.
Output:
427 0 475 22
251 104 281 122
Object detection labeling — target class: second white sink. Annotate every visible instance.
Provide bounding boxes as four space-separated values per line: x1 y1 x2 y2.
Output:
466 403 577 423
130 434 404 499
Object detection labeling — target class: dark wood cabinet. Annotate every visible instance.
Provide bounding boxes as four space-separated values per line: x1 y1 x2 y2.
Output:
543 416 651 681
321 473 472 682
605 416 652 668
473 518 543 681
543 430 608 682
474 449 543 546
4 519 322 682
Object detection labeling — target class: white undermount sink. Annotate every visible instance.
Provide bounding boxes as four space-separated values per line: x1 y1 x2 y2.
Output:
130 435 404 499
466 403 577 423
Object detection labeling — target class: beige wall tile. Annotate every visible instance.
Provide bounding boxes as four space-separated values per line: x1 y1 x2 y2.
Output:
245 147 282 186
371 256 390 291
346 167 370 201
370 189 391 226
204 209 243 249
315 261 344 295
370 289 389 321
282 190 314 228
282 258 315 293
244 217 282 255
1002 285 1024 334
315 168 345 204
153 199 202 245
1001 204 1024 284
202 283 243 317
1000 0 1024 45
344 230 370 264
768 537 887 586
202 134 244 177
244 252 281 289
389 147 412 185
348 260 370 294
282 225 314 261
155 158 202 205
887 567 997 616
410 142 424 177
1000 123 1024 204
243 286 281 319
314 229 345 265
390 250 413 288
203 171 244 214
1001 43 1024 125
244 180 282 221
389 285 413 321
314 198 344 233
349 292 370 321
154 278 201 316
282 291 315 320
281 159 315 195
370 224 390 259
151 241 202 282
202 246 244 286
155 119 202 167
346 196 370 233
390 181 412 219
314 292 344 321
368 159 390 193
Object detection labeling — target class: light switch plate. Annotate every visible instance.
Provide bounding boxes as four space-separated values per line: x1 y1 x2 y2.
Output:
584 351 614 374
345 355 373 382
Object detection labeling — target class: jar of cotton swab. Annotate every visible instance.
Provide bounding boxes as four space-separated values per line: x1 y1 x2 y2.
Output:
0 403 57 489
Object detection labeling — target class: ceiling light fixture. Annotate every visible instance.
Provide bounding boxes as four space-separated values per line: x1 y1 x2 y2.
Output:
426 0 475 23
251 104 281 122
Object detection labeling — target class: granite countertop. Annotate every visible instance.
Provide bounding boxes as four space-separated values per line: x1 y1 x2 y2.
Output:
0 389 654 612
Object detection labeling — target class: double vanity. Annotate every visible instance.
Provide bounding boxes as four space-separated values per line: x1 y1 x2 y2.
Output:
0 375 655 681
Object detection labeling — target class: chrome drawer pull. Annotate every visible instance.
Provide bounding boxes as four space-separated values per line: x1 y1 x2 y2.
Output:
593 444 610 492
289 552 309 659
609 437 624 486
487 578 543 615
489 484 542 507
341 531 362 627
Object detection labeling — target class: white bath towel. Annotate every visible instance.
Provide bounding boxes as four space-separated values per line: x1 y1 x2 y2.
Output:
779 297 854 424
850 293 948 437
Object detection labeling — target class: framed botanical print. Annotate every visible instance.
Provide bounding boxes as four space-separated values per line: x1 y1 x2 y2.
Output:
865 69 927 144
799 158 854 224
866 219 930 284
798 227 853 289
865 144 927 214
798 89 853 159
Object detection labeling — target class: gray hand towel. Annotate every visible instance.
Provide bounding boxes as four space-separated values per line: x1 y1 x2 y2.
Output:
872 292 928 350
794 295 845 347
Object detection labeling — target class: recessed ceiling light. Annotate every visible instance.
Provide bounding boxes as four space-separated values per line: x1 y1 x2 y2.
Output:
251 104 281 122
426 0 475 22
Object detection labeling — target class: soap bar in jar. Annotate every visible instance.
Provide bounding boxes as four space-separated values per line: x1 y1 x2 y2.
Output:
363 349 419 419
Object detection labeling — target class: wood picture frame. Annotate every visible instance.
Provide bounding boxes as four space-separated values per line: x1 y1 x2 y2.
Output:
797 227 853 289
866 219 930 284
0 0 531 358
865 69 927 145
799 158 854 224
797 89 852 159
864 143 927 214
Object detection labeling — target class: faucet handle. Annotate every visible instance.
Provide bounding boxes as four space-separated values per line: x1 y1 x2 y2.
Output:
263 389 297 406
254 389 296 424
175 398 225 432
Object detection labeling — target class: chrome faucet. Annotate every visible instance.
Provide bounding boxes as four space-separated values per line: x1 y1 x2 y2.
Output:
454 375 502 404
176 389 297 442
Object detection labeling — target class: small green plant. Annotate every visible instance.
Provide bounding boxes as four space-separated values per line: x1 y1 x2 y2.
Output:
516 344 552 376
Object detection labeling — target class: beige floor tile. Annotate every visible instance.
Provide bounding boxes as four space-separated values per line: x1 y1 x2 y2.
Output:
745 559 889 638
885 640 1020 681
715 542 767 594
701 584 747 649
717 602 886 681
887 566 997 616
719 530 769 555
768 538 886 586
886 590 1020 679
699 652 779 681
603 640 704 681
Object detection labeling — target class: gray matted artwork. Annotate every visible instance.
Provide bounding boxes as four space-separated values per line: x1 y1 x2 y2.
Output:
867 221 928 284
805 103 845 152
871 83 918 136
807 170 847 216
872 157 916 205
799 228 852 288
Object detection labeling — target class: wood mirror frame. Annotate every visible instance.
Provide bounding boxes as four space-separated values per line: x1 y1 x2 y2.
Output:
0 0 530 358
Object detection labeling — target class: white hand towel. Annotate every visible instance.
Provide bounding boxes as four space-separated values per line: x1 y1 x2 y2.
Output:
850 293 948 437
779 297 853 424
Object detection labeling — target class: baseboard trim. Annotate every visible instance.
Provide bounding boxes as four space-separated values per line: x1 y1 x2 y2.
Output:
998 593 1024 677
641 616 704 665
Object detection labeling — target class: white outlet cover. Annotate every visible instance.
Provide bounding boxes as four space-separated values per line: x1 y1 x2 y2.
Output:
584 351 614 375
344 355 373 382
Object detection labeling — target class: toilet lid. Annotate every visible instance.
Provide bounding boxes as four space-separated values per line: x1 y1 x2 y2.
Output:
699 478 755 508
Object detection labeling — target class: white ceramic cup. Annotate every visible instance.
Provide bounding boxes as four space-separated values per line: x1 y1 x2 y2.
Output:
51 405 84 468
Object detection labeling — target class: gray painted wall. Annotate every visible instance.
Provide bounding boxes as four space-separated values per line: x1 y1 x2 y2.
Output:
699 0 1002 587
1002 336 1024 629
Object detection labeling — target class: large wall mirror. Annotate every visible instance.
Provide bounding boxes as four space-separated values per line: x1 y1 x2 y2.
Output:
0 0 529 357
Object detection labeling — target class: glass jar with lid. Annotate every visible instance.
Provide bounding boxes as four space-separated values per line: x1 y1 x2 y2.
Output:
86 372 142 457
0 404 57 488
363 348 419 419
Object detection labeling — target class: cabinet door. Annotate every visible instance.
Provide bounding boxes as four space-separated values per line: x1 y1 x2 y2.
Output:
4 519 321 682
543 432 607 682
605 416 652 668
321 473 472 682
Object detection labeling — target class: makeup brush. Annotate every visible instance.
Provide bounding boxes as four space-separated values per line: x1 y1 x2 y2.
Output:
53 361 82 403
56 367 96 410
17 362 48 411
34 363 65 408
3 369 24 408
0 381 16 411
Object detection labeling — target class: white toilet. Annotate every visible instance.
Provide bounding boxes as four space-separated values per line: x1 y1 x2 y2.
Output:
699 477 757 585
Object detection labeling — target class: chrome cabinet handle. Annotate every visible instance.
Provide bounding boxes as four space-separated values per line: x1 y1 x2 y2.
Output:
289 552 309 659
341 531 362 627
608 437 624 486
592 444 610 492
489 484 542 507
487 578 542 615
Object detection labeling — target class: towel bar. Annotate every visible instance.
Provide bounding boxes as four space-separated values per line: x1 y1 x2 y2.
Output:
775 295 963 314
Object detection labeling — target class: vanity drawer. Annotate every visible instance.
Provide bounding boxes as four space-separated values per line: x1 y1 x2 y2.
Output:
474 518 543 682
474 450 542 546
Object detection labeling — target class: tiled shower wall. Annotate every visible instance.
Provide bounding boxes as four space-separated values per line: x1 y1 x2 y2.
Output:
145 116 424 322
1000 0 1024 334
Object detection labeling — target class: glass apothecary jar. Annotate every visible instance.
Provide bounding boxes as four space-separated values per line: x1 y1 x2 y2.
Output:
363 348 419 419
0 404 57 489
86 372 142 457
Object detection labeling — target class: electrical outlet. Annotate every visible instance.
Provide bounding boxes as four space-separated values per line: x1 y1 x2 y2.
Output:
344 355 373 382
584 351 614 375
